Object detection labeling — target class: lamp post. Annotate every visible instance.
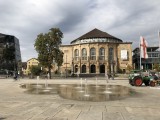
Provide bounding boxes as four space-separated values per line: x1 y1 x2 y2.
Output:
71 58 74 76
41 67 42 78
65 55 67 78
64 54 70 78
110 60 114 80
22 67 24 78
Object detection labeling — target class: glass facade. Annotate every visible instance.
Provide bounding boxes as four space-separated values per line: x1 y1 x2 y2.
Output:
133 47 160 70
0 33 21 73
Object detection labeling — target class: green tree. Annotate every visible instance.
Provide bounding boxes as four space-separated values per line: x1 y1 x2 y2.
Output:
153 64 160 72
30 65 41 76
34 28 63 79
55 50 63 72
126 64 133 73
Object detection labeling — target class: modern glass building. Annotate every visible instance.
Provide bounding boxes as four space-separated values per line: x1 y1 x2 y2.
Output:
0 33 21 74
132 47 160 70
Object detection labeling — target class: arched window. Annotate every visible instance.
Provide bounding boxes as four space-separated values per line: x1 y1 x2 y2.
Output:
90 48 96 60
74 49 79 61
90 64 96 73
82 48 87 60
99 47 105 60
82 65 86 73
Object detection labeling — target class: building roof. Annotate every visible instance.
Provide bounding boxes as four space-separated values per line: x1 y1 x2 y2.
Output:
133 46 159 52
0 33 6 38
27 58 38 62
70 28 123 44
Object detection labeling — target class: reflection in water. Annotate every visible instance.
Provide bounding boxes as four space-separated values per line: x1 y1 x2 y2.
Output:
20 84 137 102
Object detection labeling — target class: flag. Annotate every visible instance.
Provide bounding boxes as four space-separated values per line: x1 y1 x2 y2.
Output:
140 36 148 59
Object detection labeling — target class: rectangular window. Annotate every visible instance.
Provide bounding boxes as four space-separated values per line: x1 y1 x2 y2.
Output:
121 50 128 60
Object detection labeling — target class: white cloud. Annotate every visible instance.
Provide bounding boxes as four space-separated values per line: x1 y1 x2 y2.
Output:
0 0 160 61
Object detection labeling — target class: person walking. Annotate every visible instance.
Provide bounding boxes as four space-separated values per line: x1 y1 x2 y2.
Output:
13 72 18 80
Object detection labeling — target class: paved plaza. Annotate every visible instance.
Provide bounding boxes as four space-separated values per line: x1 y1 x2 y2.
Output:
0 77 160 120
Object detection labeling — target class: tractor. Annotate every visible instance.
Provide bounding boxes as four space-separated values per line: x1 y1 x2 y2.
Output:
128 70 160 87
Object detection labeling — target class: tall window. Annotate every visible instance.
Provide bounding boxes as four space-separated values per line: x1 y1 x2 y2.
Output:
82 48 87 60
90 48 96 60
109 48 114 62
74 49 79 61
99 47 105 60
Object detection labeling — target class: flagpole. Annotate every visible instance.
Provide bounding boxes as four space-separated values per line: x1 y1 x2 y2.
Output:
158 30 160 51
140 36 141 70
158 30 160 66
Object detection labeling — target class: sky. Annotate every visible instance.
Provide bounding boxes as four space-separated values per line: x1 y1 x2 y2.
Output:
0 0 160 62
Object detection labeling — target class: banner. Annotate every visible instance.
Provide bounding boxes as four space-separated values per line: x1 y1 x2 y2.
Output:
140 36 148 59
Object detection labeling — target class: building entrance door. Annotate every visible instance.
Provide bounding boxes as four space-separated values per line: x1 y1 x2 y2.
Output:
90 65 96 73
100 65 105 73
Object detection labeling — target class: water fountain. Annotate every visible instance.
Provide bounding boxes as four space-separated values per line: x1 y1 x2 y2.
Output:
20 78 138 101
84 78 90 97
95 77 100 88
36 76 42 88
43 73 53 92
77 78 84 93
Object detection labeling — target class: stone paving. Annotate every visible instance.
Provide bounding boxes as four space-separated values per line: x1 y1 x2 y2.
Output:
0 77 160 120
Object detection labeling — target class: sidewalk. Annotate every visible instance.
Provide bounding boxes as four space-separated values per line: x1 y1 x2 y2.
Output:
0 78 160 120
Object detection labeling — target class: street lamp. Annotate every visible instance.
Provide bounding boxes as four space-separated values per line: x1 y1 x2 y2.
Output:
66 55 67 78
40 67 42 78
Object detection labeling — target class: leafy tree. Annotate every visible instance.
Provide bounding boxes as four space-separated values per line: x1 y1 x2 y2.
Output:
117 68 123 73
34 28 63 79
30 65 41 76
55 50 63 72
153 63 160 72
126 64 133 73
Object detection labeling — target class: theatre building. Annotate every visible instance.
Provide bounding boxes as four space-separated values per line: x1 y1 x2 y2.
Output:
59 28 132 76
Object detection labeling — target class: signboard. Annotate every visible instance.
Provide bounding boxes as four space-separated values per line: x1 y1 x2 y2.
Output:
121 50 128 60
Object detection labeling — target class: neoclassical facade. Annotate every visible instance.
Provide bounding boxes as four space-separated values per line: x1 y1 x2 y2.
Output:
60 28 132 76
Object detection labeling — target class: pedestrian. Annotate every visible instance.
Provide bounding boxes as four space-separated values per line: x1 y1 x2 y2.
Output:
13 72 18 80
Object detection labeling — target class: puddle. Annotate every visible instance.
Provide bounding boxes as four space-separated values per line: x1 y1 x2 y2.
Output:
20 84 137 102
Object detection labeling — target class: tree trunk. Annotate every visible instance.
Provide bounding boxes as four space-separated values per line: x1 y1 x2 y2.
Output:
57 66 60 73
48 67 51 79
